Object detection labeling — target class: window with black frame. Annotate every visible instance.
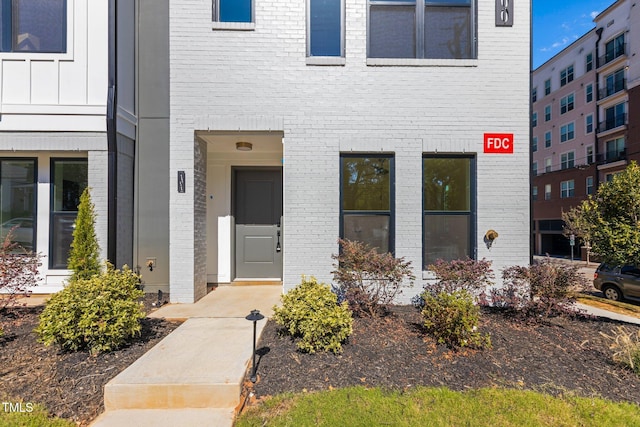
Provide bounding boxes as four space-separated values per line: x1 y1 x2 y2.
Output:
368 0 475 59
50 159 87 269
340 154 394 254
0 159 36 251
423 155 474 268
0 0 67 53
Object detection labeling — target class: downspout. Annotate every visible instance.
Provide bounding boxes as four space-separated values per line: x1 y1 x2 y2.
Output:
594 27 603 189
106 0 117 264
529 0 534 264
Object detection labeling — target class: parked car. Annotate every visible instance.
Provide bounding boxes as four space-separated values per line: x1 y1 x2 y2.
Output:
593 263 640 301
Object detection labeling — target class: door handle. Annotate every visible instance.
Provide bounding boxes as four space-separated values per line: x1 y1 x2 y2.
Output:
276 230 281 252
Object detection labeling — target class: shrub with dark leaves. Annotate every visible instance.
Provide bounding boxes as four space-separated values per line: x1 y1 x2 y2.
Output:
332 238 415 317
424 258 494 299
0 230 42 311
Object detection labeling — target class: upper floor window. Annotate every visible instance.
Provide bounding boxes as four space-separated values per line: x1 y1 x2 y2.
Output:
213 0 252 23
585 84 593 103
545 157 552 173
560 93 574 114
604 33 625 65
605 137 625 162
532 136 538 153
560 151 575 170
560 122 574 143
532 87 537 103
532 112 538 128
0 0 67 53
560 180 574 198
560 65 574 87
544 79 551 96
602 102 626 132
586 176 594 195
544 105 551 121
308 0 343 57
544 183 551 200
586 114 594 134
586 145 594 164
532 186 538 201
544 131 551 148
586 52 593 72
368 0 476 60
532 161 538 175
603 68 625 98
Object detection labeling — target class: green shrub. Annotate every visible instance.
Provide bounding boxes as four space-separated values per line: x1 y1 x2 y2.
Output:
36 263 144 354
421 290 490 349
67 187 101 282
332 238 415 317
273 276 353 354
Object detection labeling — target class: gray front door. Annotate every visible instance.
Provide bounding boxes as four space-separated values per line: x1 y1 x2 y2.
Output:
233 168 283 279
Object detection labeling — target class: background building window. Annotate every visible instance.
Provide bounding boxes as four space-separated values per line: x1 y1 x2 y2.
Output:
544 131 551 148
586 176 593 195
545 157 552 173
532 136 538 153
560 94 574 114
532 87 537 103
586 114 593 134
544 184 551 200
423 155 474 268
0 0 67 53
309 0 343 57
544 79 551 95
586 52 593 71
586 84 593 103
341 154 394 254
368 0 476 59
560 180 574 198
560 123 574 143
532 112 537 128
213 0 252 23
560 65 574 86
0 159 36 251
50 159 88 269
532 161 538 175
544 105 551 121
605 137 625 162
586 145 594 164
560 151 574 170
532 186 538 201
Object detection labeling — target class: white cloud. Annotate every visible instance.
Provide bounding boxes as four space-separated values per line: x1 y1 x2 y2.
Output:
590 11 600 19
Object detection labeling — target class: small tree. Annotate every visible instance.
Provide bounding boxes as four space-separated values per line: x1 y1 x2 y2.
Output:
575 162 640 266
67 188 101 282
562 205 593 263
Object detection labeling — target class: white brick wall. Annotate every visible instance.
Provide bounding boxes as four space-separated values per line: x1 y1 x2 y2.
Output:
169 0 531 302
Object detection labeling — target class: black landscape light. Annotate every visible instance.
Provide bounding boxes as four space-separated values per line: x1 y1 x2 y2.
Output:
246 309 265 383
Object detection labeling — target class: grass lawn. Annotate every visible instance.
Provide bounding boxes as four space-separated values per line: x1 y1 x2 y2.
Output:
237 386 640 427
0 403 74 427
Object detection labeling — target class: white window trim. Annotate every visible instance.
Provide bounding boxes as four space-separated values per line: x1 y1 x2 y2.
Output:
0 0 75 61
585 114 594 134
560 121 575 143
560 150 575 169
560 93 575 115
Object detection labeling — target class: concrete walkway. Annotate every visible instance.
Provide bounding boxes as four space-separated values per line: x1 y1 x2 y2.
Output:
91 285 282 427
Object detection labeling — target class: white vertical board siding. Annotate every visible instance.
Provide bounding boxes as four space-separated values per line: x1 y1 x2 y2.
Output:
170 0 531 302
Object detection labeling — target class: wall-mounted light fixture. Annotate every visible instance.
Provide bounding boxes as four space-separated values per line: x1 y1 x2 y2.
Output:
236 141 253 151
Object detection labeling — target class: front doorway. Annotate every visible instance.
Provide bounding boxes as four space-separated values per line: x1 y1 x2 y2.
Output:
232 167 283 280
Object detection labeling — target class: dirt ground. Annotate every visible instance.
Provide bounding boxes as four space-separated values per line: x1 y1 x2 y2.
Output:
0 295 179 426
247 306 640 407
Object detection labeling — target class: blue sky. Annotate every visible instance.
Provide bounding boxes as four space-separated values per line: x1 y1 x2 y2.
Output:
533 0 614 69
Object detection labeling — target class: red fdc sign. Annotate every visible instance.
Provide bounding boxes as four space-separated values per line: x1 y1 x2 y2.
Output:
484 133 514 154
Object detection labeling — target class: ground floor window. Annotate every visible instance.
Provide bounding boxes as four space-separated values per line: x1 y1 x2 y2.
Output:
0 159 36 251
340 154 394 254
50 158 87 269
423 155 475 268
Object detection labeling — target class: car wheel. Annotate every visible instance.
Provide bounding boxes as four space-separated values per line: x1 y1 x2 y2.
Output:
602 285 622 301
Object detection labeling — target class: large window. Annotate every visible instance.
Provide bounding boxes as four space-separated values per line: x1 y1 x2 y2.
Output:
0 0 67 53
50 159 87 269
560 122 574 143
423 155 474 268
560 65 574 86
604 68 625 98
560 180 574 198
340 155 394 253
602 102 626 132
605 137 625 162
604 33 625 65
560 94 574 114
368 0 476 59
213 0 252 23
308 0 343 57
0 159 36 251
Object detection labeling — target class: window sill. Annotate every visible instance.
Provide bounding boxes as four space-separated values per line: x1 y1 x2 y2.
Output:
212 22 255 31
306 57 346 66
367 58 478 67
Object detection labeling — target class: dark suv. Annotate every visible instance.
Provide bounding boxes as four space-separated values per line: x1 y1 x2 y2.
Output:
593 263 640 301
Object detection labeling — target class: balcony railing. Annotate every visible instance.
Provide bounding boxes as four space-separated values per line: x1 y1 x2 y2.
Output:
597 149 626 164
598 43 626 68
598 113 627 133
598 79 626 100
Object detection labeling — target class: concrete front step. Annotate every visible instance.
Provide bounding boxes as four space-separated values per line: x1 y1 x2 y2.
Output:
91 408 235 427
104 317 264 410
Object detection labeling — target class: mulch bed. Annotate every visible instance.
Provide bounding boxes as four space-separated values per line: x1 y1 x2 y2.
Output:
247 306 640 406
0 295 179 426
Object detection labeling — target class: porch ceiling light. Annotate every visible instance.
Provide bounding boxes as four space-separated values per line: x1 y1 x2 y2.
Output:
236 141 253 151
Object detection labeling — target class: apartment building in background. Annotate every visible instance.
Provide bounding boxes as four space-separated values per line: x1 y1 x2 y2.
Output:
532 0 640 257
